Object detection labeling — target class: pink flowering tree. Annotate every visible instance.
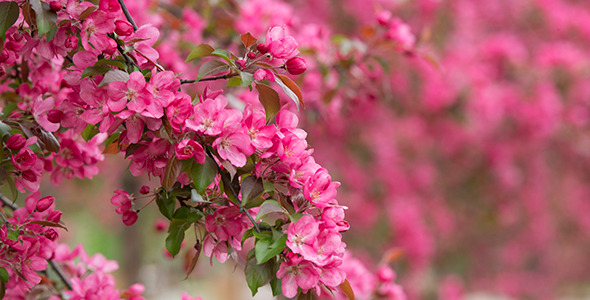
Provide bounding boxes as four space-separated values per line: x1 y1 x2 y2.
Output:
0 0 410 298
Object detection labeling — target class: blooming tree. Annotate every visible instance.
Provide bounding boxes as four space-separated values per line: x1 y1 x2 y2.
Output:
0 0 406 298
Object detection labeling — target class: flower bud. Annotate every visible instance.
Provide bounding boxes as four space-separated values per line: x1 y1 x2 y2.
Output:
65 36 78 49
115 20 134 36
45 228 58 241
21 170 37 182
0 50 9 63
6 134 26 151
139 185 150 194
49 1 62 12
47 109 63 123
122 211 138 226
104 38 118 55
285 57 307 75
48 210 62 223
154 220 166 232
256 43 269 54
36 196 55 212
247 52 256 59
236 59 247 69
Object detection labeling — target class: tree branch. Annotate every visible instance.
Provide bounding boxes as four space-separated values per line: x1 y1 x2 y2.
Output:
180 74 235 84
117 0 138 31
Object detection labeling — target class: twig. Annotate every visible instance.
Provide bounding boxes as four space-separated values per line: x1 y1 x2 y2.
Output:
117 0 138 31
0 193 18 211
0 193 73 290
49 260 73 290
204 150 270 233
180 74 235 84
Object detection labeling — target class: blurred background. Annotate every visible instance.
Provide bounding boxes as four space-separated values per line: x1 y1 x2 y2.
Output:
52 0 590 299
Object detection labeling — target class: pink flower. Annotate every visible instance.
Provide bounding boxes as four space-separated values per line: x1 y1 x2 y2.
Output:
213 131 255 167
107 71 151 114
264 26 300 59
303 168 340 208
175 139 205 163
277 253 321 298
286 215 319 256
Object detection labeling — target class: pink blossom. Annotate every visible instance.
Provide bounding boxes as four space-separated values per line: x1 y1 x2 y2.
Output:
286 215 319 256
213 130 255 167
277 253 321 298
175 139 205 163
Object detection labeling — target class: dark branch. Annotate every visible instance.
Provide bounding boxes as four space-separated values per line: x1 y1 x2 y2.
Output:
0 193 18 211
117 0 138 31
180 74 235 84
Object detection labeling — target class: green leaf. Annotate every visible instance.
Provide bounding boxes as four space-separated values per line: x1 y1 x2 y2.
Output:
30 0 57 37
186 44 214 63
187 207 202 224
81 124 99 142
190 156 217 193
240 176 264 207
104 132 121 148
81 66 112 78
255 229 287 264
173 206 189 219
2 102 17 117
239 71 254 87
244 257 272 296
0 267 8 283
211 49 230 62
156 192 175 220
165 220 189 258
270 276 282 296
255 83 281 122
0 121 11 137
95 59 127 70
0 1 19 41
6 228 18 241
197 60 229 80
227 76 241 87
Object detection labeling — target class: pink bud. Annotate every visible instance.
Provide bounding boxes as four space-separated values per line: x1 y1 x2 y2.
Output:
154 220 166 232
48 210 62 223
285 57 307 75
247 52 256 59
236 59 247 68
104 38 118 55
47 109 63 123
6 134 26 151
0 50 9 63
21 170 37 182
139 185 150 194
122 211 138 226
257 43 269 54
376 11 392 26
65 36 78 49
49 1 62 12
45 228 58 241
36 196 55 212
115 20 134 36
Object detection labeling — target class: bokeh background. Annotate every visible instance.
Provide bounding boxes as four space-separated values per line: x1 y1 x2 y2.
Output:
50 0 590 299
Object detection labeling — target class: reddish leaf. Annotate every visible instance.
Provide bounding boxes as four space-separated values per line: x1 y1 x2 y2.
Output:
340 279 355 300
255 83 281 122
163 155 181 191
29 220 68 231
240 32 257 48
381 248 404 264
277 75 304 109
185 241 201 279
